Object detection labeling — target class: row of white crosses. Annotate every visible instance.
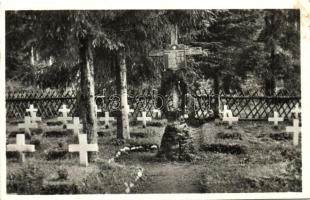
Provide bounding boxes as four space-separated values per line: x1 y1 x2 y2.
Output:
220 105 239 128
268 104 301 146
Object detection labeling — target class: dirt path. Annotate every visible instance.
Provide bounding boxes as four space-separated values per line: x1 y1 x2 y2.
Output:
140 161 205 193
122 127 207 193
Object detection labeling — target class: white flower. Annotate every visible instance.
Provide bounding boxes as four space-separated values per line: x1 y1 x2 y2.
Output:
108 158 114 163
120 148 125 152
124 147 130 151
137 170 143 178
116 152 121 157
131 147 136 150
151 145 157 149
129 182 134 187
125 187 130 193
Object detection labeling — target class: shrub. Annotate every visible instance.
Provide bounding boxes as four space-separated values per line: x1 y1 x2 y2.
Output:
57 168 69 180
7 164 46 194
30 138 41 150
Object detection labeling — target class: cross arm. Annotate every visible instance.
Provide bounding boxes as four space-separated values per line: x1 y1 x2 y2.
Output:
149 50 165 57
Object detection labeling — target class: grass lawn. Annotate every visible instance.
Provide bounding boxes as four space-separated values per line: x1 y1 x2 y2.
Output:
6 118 301 194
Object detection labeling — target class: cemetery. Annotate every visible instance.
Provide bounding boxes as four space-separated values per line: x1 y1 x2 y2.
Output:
5 10 301 194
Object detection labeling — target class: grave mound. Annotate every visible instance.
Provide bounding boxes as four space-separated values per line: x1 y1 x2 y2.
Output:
43 130 72 137
269 132 292 141
45 150 69 160
6 152 33 160
97 130 113 137
157 123 197 161
200 143 247 155
8 132 31 139
216 131 242 140
130 132 147 138
42 181 79 194
46 121 63 126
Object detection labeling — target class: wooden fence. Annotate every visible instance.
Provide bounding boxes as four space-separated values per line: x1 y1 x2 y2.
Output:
6 88 301 120
192 89 301 120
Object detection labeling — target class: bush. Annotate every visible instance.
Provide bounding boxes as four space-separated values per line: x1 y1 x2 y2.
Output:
7 164 46 194
30 138 41 150
57 168 69 180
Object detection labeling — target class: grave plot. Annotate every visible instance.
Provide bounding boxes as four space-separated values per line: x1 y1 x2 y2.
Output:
6 115 167 194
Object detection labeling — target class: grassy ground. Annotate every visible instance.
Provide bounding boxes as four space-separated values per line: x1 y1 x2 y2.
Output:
6 118 301 194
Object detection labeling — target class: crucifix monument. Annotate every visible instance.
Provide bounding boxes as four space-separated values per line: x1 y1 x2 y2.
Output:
149 24 205 115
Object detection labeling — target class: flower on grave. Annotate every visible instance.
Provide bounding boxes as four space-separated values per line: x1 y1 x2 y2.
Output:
131 147 136 150
124 182 130 193
115 152 121 157
108 158 114 163
151 145 157 149
124 147 130 151
129 182 134 187
137 168 143 178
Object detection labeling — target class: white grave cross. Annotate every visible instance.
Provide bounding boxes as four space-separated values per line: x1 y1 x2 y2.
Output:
26 104 37 116
58 104 72 124
291 104 301 119
153 108 162 118
68 134 98 166
18 116 38 134
26 104 42 122
67 117 83 135
95 105 102 118
268 111 284 127
99 112 116 128
219 105 232 117
222 112 239 128
137 111 152 128
7 134 35 162
126 104 134 115
286 119 301 146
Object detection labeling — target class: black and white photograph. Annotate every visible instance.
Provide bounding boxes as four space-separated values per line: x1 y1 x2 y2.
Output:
1 1 310 199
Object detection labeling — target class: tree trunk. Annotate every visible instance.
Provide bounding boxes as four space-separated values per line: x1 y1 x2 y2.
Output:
79 36 98 161
116 50 130 139
214 71 220 117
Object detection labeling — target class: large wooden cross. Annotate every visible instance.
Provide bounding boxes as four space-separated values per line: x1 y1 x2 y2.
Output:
149 25 204 111
149 25 204 71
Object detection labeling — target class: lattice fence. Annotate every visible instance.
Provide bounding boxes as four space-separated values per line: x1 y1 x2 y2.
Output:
6 88 301 120
192 88 301 120
6 89 171 120
6 89 77 119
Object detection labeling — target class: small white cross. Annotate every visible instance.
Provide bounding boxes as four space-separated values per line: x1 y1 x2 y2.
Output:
268 111 284 127
68 134 98 166
126 104 134 115
7 134 35 163
26 104 42 122
219 105 232 117
153 108 162 118
95 105 102 118
291 104 301 119
99 112 116 128
67 117 83 135
26 104 37 116
58 104 72 124
286 119 301 146
222 112 239 128
18 116 38 135
137 111 152 128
